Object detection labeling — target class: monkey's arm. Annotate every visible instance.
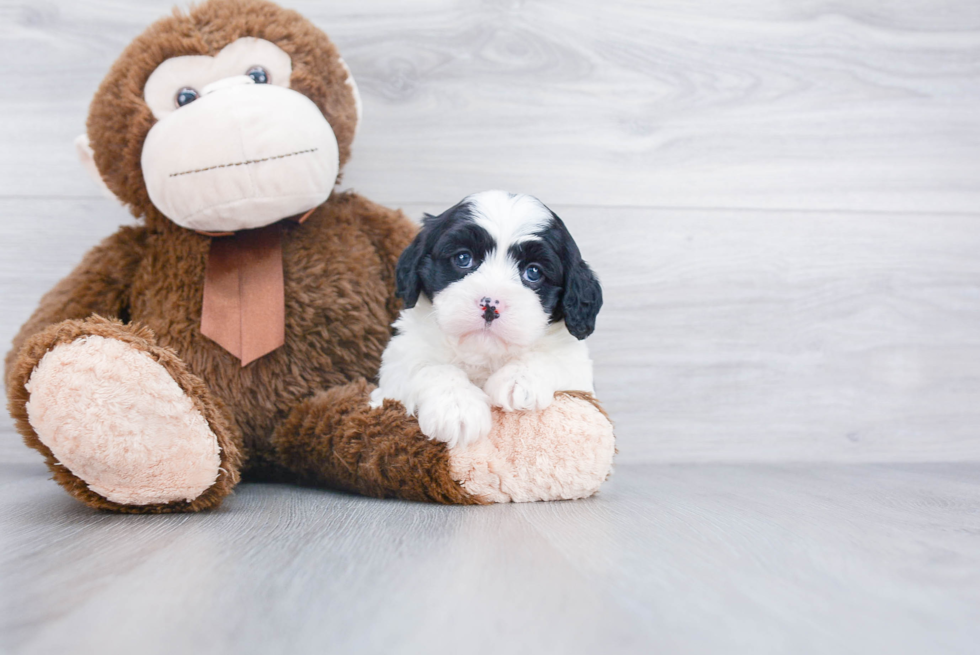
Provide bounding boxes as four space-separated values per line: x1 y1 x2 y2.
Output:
4 225 146 389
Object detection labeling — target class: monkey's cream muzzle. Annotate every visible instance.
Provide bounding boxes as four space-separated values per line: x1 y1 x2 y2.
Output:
141 78 339 232
74 37 361 366
141 76 340 364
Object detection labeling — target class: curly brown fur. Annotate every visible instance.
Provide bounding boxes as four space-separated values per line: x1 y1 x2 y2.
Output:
145 192 420 474
272 379 484 504
7 316 242 513
5 192 424 480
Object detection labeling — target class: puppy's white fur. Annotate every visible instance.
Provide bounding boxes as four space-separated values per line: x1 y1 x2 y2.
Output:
370 191 596 449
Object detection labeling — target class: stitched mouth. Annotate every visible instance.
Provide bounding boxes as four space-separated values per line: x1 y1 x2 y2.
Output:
169 148 319 178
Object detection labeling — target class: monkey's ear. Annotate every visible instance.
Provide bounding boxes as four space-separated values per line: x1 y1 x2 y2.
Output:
74 134 121 202
395 231 426 309
337 58 363 138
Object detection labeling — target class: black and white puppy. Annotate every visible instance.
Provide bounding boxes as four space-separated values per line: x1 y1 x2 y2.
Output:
370 190 603 449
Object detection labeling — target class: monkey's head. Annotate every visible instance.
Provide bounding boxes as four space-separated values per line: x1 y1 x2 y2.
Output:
78 0 361 232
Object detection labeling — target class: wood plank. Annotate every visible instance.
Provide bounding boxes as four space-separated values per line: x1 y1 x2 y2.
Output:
1 462 977 654
2 199 979 463
0 0 978 212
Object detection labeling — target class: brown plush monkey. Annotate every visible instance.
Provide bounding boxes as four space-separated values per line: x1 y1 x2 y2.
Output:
5 0 614 513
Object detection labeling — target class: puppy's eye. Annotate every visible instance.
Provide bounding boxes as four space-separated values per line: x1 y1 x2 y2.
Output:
175 87 199 107
453 251 473 269
246 66 270 84
523 264 543 283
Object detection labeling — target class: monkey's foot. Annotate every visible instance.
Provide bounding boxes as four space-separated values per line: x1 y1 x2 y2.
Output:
9 317 241 512
449 391 615 503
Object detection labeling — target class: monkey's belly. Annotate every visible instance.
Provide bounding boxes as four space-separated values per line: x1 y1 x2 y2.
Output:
132 284 388 455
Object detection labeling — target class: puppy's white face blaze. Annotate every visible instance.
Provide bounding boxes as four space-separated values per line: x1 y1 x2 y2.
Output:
433 250 548 350
468 191 552 247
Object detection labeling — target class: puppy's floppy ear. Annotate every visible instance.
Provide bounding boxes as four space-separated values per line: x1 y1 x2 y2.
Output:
562 259 603 339
549 211 603 339
395 223 428 309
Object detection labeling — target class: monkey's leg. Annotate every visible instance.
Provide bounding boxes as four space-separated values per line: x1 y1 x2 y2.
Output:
271 381 615 504
7 316 242 513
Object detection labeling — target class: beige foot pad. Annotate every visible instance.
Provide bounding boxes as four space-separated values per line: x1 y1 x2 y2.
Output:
449 393 615 503
25 336 222 506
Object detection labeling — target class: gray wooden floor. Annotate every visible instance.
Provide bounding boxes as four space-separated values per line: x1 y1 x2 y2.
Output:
1 0 979 653
2 462 979 654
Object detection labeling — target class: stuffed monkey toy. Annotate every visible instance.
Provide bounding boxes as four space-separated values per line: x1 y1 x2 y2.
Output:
4 0 614 513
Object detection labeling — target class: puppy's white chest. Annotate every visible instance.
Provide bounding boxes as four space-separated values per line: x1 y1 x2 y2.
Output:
453 349 515 388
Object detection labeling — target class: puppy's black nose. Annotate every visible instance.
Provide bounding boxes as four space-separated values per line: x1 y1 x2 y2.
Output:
480 298 500 323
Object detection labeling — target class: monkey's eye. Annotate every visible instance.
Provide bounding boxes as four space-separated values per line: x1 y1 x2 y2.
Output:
175 87 199 107
246 66 269 84
522 264 543 283
453 251 474 269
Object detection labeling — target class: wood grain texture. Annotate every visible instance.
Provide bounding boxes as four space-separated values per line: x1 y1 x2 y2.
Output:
0 0 978 212
0 462 978 654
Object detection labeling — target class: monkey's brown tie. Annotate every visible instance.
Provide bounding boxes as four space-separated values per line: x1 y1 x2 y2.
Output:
199 208 314 366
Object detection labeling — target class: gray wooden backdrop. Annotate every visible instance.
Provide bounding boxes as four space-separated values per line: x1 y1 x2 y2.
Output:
2 3 980 654
1 0 978 464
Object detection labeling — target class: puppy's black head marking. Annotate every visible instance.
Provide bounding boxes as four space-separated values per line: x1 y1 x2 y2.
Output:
507 237 564 319
510 209 603 340
395 200 494 308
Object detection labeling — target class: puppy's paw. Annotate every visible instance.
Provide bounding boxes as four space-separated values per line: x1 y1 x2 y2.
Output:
484 363 556 412
417 385 492 449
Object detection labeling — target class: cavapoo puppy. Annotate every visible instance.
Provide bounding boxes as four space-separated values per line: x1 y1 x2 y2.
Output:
370 190 603 448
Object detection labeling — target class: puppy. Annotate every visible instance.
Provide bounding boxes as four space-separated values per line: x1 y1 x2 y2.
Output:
370 190 603 449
